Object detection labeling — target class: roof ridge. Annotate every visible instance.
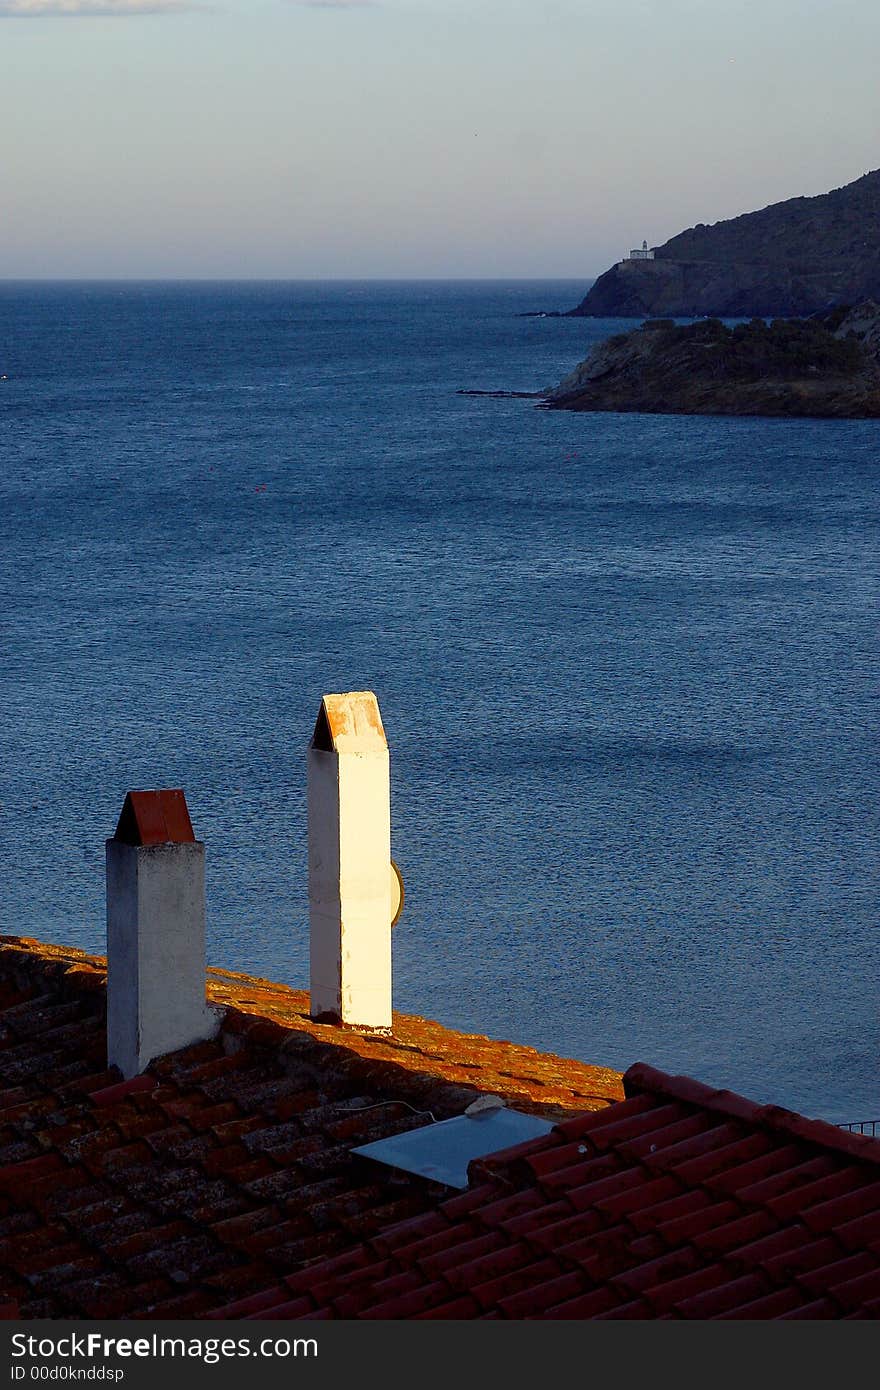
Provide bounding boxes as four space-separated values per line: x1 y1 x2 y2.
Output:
0 936 623 1118
623 1062 880 1166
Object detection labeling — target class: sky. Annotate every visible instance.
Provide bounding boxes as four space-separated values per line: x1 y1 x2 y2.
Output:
1 0 879 278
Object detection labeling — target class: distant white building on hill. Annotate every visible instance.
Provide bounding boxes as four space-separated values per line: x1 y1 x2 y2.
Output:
628 240 655 260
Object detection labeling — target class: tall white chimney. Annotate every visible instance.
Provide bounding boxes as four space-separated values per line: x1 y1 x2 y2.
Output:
106 789 219 1079
308 691 393 1032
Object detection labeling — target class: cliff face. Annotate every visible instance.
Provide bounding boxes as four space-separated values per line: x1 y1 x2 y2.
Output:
544 302 880 417
571 169 880 318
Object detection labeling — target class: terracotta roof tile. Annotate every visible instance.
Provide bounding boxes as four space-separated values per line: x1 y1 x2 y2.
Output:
205 1286 291 1320
366 1209 450 1255
383 1222 475 1269
430 1181 498 1219
210 1206 278 1245
777 1297 840 1319
643 1261 732 1314
440 1242 531 1293
830 1266 880 1311
556 1231 627 1271
553 1092 659 1140
497 1200 572 1239
496 1271 587 1318
321 1259 396 1315
561 1166 646 1211
530 1148 623 1192
133 1289 215 1319
65 1277 173 1320
542 1285 623 1319
344 1269 427 1317
239 1219 312 1258
523 1138 597 1178
593 1174 683 1221
801 1182 880 1233
89 1076 159 1106
0 1152 66 1186
671 1132 771 1184
343 1194 430 1239
833 1206 880 1253
515 1207 603 1253
470 1257 561 1311
674 1272 770 1319
706 1144 806 1194
28 1168 93 1211
761 1235 841 1280
574 1102 692 1152
716 1286 807 1319
631 1119 731 1172
764 1167 864 1220
627 1188 708 1234
690 1209 779 1256
594 1296 651 1319
244 1295 314 1320
725 1224 813 1271
624 1231 667 1261
618 1112 716 1161
655 1198 740 1244
414 1294 481 1319
797 1251 876 1297
844 1303 880 1320
358 1281 450 1320
612 1244 704 1294
469 1188 544 1228
735 1155 838 1207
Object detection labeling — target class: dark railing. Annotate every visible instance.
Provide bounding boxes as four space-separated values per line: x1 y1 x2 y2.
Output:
838 1120 879 1137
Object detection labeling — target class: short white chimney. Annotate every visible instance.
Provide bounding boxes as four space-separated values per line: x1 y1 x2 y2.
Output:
106 789 219 1079
308 691 394 1032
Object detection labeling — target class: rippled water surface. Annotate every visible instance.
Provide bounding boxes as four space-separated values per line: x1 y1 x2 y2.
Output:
1 280 877 1120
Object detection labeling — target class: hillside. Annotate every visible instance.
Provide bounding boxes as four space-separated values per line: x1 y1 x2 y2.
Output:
543 302 880 417
570 170 880 318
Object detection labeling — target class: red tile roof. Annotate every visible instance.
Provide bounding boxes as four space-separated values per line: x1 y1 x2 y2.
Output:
263 1064 880 1320
4 934 879 1320
0 936 621 1320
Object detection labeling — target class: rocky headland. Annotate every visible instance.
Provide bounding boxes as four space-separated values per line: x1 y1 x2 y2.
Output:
570 169 880 319
543 302 880 417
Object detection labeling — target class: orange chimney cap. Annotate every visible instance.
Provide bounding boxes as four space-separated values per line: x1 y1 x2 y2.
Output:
311 691 387 754
113 790 196 846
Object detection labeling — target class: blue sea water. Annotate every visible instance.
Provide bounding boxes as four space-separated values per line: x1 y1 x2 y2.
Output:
0 279 877 1121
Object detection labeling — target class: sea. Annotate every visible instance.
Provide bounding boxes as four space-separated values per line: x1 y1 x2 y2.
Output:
1 279 877 1122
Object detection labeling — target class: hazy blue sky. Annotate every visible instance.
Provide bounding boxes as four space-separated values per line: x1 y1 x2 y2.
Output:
2 0 878 278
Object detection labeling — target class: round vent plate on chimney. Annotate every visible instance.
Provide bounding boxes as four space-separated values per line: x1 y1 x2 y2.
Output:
390 859 404 928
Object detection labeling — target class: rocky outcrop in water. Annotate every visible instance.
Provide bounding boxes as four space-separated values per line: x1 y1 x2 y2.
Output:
570 169 880 319
543 302 880 417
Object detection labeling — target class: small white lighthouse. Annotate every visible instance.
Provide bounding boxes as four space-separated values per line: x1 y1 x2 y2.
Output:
628 239 655 260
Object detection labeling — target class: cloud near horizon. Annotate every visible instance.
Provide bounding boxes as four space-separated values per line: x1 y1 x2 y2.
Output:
0 0 193 14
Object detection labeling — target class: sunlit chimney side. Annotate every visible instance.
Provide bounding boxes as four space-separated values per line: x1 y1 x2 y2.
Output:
308 691 393 1032
106 789 219 1079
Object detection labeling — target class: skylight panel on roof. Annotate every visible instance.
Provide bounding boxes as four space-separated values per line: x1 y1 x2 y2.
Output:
352 1108 555 1189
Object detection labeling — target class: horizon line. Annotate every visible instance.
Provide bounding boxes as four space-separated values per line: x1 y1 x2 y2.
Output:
0 274 595 284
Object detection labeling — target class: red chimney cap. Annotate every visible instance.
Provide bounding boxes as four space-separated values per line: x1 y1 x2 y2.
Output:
113 790 196 847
